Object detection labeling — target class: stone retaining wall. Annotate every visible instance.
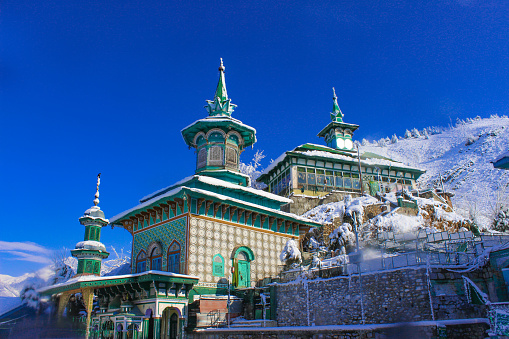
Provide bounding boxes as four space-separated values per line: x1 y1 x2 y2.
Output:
275 267 433 326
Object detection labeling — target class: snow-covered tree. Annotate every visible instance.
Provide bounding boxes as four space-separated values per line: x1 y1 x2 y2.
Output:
456 117 465 127
329 223 355 254
377 138 386 147
391 134 398 143
361 138 369 146
411 128 421 138
280 239 302 265
52 248 74 285
422 129 429 139
20 285 40 309
239 150 267 189
493 209 509 232
404 129 412 139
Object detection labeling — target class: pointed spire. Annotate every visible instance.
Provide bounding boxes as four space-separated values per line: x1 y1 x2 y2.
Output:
214 58 228 101
330 87 344 122
93 173 101 206
205 58 237 117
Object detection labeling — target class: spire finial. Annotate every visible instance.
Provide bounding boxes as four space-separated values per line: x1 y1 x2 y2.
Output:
330 87 343 122
205 58 237 116
93 173 101 206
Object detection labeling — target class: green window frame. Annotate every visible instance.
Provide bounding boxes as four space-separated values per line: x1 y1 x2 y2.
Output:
212 254 225 277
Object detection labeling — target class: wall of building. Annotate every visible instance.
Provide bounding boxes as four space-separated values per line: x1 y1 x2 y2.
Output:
187 215 295 287
132 216 187 273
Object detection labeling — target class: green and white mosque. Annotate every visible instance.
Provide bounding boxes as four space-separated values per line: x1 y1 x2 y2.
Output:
40 60 322 339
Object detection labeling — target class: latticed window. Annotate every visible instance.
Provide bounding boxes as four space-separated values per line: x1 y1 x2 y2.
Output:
150 246 162 271
197 148 207 169
225 147 237 168
168 241 180 273
212 254 224 277
208 146 223 166
136 251 146 273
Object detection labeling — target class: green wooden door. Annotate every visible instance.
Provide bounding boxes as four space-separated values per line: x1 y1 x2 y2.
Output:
237 260 250 287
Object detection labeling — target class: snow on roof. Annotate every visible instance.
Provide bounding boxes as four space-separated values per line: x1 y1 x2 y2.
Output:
109 186 184 223
260 152 289 176
186 187 319 224
139 175 194 202
195 175 292 203
260 144 421 178
110 176 297 224
38 270 199 293
180 116 257 134
139 175 291 204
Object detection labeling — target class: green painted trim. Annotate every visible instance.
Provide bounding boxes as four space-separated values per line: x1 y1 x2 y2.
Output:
40 272 198 296
233 246 255 261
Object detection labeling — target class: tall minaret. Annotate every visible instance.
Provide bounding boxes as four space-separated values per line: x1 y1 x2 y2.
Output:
317 88 359 152
71 174 110 276
181 59 256 186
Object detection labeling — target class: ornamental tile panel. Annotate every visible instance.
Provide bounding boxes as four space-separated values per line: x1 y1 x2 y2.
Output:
132 216 187 273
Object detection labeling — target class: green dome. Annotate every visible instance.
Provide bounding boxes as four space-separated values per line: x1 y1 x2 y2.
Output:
83 206 106 219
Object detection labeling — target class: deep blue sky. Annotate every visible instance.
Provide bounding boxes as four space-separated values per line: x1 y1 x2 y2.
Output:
1 0 508 276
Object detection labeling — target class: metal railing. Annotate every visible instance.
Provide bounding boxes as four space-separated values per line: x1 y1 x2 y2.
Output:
280 250 478 282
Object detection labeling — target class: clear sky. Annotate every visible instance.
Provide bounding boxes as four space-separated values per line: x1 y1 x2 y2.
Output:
1 0 508 276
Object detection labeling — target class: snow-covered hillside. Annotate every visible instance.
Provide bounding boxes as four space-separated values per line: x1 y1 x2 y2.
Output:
0 249 130 316
361 115 509 228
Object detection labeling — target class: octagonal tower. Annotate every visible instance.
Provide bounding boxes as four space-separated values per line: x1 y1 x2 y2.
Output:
181 59 256 186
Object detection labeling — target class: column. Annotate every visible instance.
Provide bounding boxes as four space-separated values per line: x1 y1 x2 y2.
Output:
82 288 95 339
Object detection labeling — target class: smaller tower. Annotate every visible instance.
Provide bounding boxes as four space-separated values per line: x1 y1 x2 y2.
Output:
317 88 359 152
71 174 109 276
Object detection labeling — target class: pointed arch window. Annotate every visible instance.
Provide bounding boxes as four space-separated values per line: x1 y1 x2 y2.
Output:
149 245 162 271
136 250 146 273
212 254 225 277
167 241 181 274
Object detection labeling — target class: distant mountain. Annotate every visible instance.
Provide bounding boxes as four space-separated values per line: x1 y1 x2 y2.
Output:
361 115 509 229
0 250 130 316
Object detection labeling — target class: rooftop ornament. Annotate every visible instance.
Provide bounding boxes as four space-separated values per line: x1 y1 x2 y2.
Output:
205 58 237 117
94 173 101 206
330 87 344 123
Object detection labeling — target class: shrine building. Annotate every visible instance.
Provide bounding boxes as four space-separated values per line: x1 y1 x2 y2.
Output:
40 59 321 339
257 88 425 203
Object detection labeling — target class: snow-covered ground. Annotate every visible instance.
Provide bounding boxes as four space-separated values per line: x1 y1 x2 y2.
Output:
361 115 509 229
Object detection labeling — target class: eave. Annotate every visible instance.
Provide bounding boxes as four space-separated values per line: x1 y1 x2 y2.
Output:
317 121 360 138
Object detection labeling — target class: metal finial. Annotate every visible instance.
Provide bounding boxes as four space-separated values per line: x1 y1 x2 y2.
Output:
94 173 101 206
333 87 337 99
219 58 225 72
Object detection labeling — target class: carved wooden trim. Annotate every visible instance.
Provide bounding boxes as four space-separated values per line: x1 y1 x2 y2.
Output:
229 206 238 221
213 202 221 218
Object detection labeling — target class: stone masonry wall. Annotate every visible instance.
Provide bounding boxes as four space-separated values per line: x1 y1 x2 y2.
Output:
275 267 433 326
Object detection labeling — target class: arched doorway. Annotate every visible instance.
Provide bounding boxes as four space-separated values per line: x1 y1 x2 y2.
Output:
232 246 255 288
145 309 154 339
115 323 123 339
161 308 180 339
